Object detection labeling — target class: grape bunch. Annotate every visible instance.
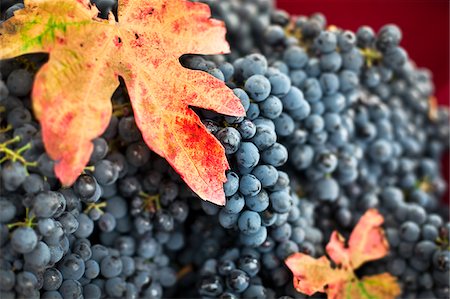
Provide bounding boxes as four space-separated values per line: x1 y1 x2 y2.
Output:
179 1 450 297
1 0 449 299
0 58 189 298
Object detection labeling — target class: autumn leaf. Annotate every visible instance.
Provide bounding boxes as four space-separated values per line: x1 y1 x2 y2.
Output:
356 274 403 298
0 0 245 205
287 254 348 296
285 209 401 299
346 208 389 269
326 209 389 270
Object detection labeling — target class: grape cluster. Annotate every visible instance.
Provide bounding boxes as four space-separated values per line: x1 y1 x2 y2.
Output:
168 198 319 298
188 1 450 298
277 14 450 299
173 49 326 294
236 6 449 299
0 57 191 298
182 54 292 245
1 0 449 299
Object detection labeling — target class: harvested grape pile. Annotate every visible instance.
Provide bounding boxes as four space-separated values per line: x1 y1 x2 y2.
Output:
0 0 449 298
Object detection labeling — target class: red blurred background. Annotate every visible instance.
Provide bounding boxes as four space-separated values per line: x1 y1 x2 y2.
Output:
278 0 449 203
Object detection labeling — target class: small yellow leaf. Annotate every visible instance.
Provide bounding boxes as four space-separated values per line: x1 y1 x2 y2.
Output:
285 253 349 296
285 209 400 299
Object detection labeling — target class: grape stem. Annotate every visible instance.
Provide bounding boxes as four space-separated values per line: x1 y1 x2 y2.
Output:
0 124 12 133
7 208 36 229
112 102 132 117
176 264 193 279
284 20 309 50
415 177 434 193
360 48 382 67
83 165 95 173
0 136 38 169
436 236 450 250
84 201 107 214
16 56 38 72
222 121 238 129
139 191 161 212
296 187 305 198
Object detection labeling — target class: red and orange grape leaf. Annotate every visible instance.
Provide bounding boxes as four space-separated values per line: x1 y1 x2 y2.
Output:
0 0 245 205
285 209 401 299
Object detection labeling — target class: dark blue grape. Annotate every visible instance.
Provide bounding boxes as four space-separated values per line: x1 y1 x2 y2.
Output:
356 26 375 48
315 177 339 201
0 199 16 223
216 127 241 155
224 192 245 214
15 271 38 297
268 71 291 97
89 137 109 163
280 86 306 111
2 161 27 192
233 88 250 112
74 174 98 202
199 275 223 297
236 142 260 169
237 119 257 139
58 254 85 280
59 280 82 299
42 268 63 291
264 25 285 45
0 269 15 291
105 277 127 298
342 47 364 71
283 46 308 69
261 143 288 167
339 70 359 92
6 69 33 97
238 211 261 235
314 31 337 54
93 159 119 186
244 75 271 102
24 241 51 268
376 24 402 51
239 174 261 197
241 54 268 79
11 227 38 254
226 269 250 293
320 51 342 72
83 284 101 299
259 95 283 119
219 62 234 82
399 221 421 243
238 256 260 277
337 30 356 52
239 226 267 247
